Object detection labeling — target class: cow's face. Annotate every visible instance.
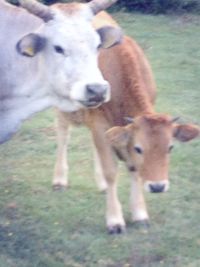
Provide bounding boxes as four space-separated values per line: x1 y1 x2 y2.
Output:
16 3 122 112
106 114 199 193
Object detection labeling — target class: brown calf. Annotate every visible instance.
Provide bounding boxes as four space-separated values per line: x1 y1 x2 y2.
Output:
53 11 200 233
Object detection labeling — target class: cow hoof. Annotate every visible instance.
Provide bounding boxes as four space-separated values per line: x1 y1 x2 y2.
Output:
52 184 68 191
99 187 107 193
133 219 150 230
96 180 108 192
108 224 126 235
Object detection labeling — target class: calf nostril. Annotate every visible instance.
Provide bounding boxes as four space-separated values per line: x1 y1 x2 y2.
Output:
149 184 165 193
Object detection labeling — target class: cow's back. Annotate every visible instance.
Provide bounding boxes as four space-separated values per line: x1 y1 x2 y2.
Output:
92 11 118 28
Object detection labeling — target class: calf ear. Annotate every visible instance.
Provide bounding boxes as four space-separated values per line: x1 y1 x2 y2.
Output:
173 124 200 142
106 126 130 148
97 26 123 49
16 33 46 57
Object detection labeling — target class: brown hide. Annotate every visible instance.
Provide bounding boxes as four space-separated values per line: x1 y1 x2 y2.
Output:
54 10 199 233
106 114 199 184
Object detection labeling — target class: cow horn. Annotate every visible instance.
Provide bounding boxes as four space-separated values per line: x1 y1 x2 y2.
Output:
88 0 118 15
18 0 54 22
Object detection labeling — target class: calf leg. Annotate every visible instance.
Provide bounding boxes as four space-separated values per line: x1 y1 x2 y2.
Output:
130 172 149 225
53 112 70 190
91 127 125 233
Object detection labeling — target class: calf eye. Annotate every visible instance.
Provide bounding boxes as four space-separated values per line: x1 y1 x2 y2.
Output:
168 145 174 153
54 45 65 54
134 146 143 154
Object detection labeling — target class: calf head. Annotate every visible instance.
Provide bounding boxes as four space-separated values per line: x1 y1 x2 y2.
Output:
16 0 122 111
106 114 199 193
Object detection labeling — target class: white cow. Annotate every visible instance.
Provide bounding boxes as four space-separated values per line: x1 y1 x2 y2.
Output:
0 0 122 143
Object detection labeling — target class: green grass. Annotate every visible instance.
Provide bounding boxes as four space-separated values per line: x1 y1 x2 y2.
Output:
0 13 200 267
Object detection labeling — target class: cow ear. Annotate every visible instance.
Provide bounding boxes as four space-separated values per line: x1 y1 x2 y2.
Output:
173 124 200 142
97 26 123 49
16 33 46 57
106 125 131 148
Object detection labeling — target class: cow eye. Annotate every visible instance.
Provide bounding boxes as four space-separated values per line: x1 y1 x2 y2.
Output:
168 145 174 153
54 45 65 54
134 146 143 154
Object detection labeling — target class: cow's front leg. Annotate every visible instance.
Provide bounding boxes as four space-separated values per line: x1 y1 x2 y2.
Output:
130 172 150 227
92 144 108 192
91 127 125 234
53 112 70 190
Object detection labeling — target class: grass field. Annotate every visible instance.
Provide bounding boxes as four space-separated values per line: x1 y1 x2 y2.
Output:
0 13 200 267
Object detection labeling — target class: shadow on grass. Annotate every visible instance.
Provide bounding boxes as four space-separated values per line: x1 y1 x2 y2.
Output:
0 206 65 267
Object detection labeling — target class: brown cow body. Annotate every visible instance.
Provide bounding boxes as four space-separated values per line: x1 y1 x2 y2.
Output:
53 11 199 233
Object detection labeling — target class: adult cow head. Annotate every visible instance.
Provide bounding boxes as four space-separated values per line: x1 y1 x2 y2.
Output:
106 114 200 193
16 0 122 111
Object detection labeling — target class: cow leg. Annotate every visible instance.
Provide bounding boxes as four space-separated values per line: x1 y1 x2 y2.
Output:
53 113 70 190
130 173 150 227
91 128 125 234
92 143 108 192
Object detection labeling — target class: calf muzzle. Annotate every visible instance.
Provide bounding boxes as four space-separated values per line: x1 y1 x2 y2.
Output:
144 180 169 193
149 183 165 193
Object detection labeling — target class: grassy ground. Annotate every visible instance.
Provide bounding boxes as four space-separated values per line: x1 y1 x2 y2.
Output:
0 13 200 267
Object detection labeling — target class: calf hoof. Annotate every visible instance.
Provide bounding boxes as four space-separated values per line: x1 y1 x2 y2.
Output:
133 219 150 230
108 224 126 235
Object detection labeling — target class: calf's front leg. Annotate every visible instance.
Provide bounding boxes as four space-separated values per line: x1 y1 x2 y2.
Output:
130 171 150 227
91 127 125 234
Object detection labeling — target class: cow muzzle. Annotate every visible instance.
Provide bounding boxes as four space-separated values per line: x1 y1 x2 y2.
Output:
144 180 169 193
81 83 111 108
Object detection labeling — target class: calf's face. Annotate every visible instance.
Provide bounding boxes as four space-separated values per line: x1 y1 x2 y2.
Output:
106 114 199 193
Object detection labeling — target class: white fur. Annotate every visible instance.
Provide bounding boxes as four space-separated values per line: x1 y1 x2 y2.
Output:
41 12 111 108
0 2 113 143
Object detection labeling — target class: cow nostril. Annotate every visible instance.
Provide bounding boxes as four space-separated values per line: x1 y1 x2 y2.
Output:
149 184 165 193
86 84 107 98
87 85 95 96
